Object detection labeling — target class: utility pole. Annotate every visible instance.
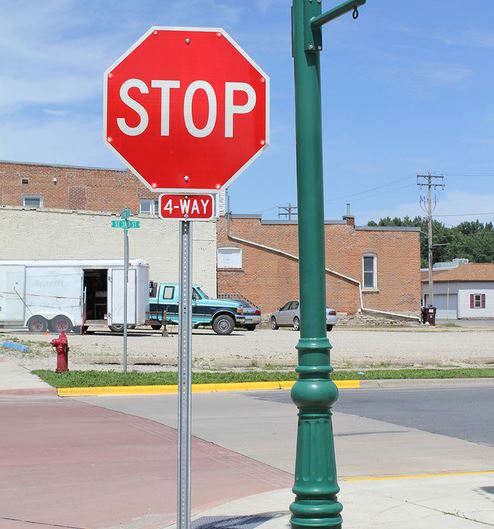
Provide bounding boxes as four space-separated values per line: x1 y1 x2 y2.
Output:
278 203 298 220
417 174 445 307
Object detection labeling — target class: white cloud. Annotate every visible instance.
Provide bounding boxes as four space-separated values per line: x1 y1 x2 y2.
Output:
0 114 118 169
468 30 494 49
415 63 472 86
468 137 494 146
0 75 99 109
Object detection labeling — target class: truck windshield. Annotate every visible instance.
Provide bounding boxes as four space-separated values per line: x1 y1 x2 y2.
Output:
195 287 209 299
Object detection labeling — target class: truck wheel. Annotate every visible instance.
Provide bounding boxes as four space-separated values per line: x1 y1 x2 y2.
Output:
212 314 235 335
50 315 73 333
293 317 300 331
27 315 48 333
271 316 279 330
151 324 162 330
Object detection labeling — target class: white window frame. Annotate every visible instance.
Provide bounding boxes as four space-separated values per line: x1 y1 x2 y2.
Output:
362 253 377 290
139 198 159 216
217 247 243 269
23 194 43 208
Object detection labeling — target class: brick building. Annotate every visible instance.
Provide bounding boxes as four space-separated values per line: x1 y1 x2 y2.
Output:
0 160 157 214
217 214 421 315
1 160 422 315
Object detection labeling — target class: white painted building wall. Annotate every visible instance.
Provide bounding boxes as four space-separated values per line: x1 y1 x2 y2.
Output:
458 289 494 319
0 207 217 295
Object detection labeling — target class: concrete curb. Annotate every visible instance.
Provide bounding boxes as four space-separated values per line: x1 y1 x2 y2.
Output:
57 379 360 397
0 387 57 396
360 377 494 389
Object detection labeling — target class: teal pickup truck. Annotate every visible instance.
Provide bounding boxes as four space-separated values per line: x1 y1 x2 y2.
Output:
148 282 245 335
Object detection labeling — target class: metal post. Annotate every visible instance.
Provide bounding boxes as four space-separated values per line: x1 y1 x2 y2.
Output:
123 223 129 373
178 220 192 529
290 1 365 528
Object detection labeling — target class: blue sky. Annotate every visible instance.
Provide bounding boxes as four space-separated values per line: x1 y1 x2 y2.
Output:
1 0 493 225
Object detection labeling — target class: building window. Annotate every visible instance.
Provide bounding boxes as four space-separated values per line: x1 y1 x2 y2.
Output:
217 247 242 269
139 198 159 215
470 294 486 309
21 177 29 185
362 254 377 289
23 195 43 208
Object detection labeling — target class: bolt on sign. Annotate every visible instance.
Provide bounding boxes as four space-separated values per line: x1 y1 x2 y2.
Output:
104 27 269 193
159 194 215 221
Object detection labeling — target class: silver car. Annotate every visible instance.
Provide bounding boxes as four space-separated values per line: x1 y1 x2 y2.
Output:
271 300 337 331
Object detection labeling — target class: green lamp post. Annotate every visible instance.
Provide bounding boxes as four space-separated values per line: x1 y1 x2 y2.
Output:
290 1 366 528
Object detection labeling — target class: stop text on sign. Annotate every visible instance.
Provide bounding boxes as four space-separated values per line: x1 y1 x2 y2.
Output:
117 80 256 138
159 194 215 221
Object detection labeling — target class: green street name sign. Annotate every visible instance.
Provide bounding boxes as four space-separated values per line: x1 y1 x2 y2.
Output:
111 220 140 229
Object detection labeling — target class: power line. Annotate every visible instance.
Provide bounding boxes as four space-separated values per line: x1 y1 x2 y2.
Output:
435 211 494 217
326 176 411 203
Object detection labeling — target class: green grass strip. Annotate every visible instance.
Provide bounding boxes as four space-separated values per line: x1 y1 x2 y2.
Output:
32 368 494 388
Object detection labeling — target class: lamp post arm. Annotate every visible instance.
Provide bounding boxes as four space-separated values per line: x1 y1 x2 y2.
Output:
311 0 366 29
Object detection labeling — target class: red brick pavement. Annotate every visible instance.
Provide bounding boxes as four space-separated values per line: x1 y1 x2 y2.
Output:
0 396 292 529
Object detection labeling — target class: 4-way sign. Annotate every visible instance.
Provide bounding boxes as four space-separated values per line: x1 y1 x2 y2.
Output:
104 27 269 193
159 194 214 220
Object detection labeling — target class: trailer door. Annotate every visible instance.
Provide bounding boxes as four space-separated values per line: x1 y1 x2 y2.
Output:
108 268 137 325
0 266 26 323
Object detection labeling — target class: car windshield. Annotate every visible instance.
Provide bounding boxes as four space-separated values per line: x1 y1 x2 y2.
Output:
195 286 209 299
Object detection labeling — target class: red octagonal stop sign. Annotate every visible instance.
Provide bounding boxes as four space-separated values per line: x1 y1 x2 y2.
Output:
104 27 269 193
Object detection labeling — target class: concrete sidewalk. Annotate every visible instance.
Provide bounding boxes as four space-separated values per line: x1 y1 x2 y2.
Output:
1 357 494 528
194 472 494 529
0 355 53 394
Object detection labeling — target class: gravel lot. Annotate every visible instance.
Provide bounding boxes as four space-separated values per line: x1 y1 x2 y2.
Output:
2 324 494 370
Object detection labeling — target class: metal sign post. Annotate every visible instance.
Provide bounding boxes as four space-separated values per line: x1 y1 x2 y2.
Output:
178 219 193 529
123 219 129 374
111 209 140 373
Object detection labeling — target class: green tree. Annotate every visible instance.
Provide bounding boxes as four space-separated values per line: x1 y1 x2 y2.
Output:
367 217 494 265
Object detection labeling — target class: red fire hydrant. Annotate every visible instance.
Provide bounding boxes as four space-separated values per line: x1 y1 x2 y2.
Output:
51 331 69 373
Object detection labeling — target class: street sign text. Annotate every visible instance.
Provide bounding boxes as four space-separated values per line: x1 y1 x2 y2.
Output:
159 194 215 220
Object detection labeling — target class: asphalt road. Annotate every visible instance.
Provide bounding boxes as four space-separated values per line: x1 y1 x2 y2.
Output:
79 383 494 478
252 386 494 447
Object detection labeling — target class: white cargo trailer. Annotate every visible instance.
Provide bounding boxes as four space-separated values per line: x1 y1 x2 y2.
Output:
0 259 149 332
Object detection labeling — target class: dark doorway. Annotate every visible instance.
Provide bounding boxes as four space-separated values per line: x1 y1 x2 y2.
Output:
83 269 108 321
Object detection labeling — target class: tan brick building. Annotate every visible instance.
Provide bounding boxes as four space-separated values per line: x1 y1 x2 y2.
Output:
217 215 421 315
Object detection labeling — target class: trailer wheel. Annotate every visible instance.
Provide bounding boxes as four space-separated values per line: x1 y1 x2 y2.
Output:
50 315 73 333
108 324 136 332
212 314 235 335
27 315 48 333
150 324 162 330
